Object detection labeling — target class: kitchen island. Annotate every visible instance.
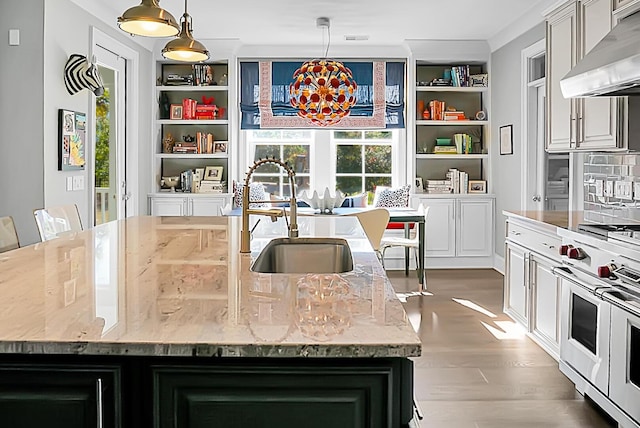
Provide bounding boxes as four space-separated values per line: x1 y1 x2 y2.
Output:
0 215 421 427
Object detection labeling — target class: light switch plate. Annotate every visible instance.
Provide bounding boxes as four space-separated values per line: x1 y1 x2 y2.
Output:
72 175 84 191
634 182 640 201
8 29 19 46
66 176 73 191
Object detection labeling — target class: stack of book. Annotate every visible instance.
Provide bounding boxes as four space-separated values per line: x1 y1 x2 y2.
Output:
453 133 473 154
192 64 214 86
195 104 217 120
450 65 470 87
199 181 226 194
195 132 215 154
425 179 452 194
165 74 193 86
182 98 197 119
173 142 198 154
446 168 470 194
444 111 466 121
433 145 458 154
428 100 445 120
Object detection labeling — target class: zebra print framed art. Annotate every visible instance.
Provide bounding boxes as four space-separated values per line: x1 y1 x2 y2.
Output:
58 109 86 171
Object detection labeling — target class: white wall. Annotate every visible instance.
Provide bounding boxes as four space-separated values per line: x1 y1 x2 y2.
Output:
42 0 152 240
490 23 545 257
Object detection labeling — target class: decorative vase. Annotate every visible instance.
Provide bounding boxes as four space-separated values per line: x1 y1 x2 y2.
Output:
300 188 346 214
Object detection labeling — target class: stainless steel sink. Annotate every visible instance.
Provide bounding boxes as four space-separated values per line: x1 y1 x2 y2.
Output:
251 237 354 274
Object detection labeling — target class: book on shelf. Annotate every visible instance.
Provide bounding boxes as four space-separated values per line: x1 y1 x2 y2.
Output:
173 142 197 154
182 98 197 120
453 133 473 154
444 111 467 121
199 181 226 194
433 146 458 154
195 132 215 154
429 100 445 121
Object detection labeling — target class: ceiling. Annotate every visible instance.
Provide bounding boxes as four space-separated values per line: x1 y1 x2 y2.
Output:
75 0 556 50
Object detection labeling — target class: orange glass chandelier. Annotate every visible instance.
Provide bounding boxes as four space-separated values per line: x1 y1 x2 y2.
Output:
289 18 357 127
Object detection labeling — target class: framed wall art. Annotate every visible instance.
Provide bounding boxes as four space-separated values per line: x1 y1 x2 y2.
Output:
58 109 86 171
500 124 513 155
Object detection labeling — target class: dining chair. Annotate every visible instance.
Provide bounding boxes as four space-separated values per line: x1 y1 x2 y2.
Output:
345 208 390 259
379 204 429 276
0 216 20 253
33 204 83 242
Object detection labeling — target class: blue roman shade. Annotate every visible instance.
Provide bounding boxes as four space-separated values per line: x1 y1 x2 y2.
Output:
240 61 405 129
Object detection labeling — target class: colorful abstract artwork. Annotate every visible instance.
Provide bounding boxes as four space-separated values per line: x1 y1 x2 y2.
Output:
58 109 86 170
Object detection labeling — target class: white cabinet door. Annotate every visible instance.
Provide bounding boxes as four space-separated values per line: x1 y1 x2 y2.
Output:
150 197 188 216
505 242 528 325
419 199 456 258
456 199 493 257
577 0 618 150
191 197 226 216
546 2 578 152
530 254 561 357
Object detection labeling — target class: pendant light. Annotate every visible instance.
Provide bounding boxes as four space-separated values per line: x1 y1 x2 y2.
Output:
118 0 179 37
162 0 209 62
289 17 357 127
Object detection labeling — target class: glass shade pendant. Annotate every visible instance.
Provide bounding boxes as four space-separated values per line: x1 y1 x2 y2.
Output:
289 18 357 127
162 1 209 62
117 0 179 37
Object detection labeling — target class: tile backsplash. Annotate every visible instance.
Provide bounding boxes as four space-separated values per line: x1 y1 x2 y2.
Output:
583 153 640 223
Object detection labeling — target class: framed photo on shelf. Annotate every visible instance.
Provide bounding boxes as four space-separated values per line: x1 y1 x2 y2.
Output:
468 180 487 194
214 142 227 153
415 177 424 193
203 166 223 182
58 109 86 171
170 104 183 120
500 124 513 155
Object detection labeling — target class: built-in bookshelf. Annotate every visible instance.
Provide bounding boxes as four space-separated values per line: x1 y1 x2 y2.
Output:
414 62 490 196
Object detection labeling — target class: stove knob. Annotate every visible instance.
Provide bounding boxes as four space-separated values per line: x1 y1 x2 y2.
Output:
567 247 586 260
559 245 571 256
597 265 611 278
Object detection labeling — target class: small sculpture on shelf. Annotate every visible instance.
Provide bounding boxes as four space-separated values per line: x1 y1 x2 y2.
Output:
162 133 175 154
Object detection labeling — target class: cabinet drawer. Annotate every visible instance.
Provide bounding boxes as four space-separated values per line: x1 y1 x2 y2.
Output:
506 221 561 261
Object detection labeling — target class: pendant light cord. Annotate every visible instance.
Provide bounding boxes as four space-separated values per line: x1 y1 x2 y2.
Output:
324 22 331 59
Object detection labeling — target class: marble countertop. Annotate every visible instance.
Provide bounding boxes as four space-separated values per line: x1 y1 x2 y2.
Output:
0 216 421 358
502 210 585 231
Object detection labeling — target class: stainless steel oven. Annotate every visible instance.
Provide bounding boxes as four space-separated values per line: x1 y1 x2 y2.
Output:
605 287 640 423
557 267 611 395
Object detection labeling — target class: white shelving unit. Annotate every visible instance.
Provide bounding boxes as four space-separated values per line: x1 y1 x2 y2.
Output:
149 60 233 216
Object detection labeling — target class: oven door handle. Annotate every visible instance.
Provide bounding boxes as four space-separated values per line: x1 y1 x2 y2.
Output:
552 266 593 290
602 291 640 318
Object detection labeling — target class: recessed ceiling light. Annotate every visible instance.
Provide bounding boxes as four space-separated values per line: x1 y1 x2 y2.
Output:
344 35 369 41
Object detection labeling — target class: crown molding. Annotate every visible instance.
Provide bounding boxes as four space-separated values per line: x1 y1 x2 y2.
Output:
488 0 559 52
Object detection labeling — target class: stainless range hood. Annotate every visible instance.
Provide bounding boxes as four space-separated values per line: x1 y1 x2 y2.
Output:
561 11 640 97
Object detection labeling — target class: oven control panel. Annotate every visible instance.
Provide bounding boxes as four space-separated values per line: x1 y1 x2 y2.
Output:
613 266 640 285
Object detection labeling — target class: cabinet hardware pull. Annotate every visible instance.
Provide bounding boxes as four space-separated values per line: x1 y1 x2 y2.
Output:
511 231 521 236
97 377 103 428
578 116 584 145
570 116 577 147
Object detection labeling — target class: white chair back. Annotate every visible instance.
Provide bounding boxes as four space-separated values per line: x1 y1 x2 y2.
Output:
347 208 390 253
34 204 83 242
0 216 20 253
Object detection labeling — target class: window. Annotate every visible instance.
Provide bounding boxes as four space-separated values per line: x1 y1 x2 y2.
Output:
248 130 313 197
333 131 393 196
244 129 401 199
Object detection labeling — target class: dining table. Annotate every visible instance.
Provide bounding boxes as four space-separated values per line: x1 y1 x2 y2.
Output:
229 205 427 291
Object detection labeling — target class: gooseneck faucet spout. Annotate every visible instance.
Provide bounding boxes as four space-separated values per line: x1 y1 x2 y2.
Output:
240 158 298 253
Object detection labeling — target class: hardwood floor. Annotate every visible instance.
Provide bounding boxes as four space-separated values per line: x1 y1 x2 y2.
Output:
387 269 616 428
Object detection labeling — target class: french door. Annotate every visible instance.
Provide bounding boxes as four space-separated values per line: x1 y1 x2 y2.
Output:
93 45 128 225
